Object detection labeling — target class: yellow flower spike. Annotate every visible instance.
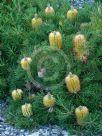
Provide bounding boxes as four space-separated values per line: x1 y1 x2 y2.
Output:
21 103 33 117
12 89 23 101
32 14 43 29
75 106 89 126
21 57 32 70
49 31 62 49
43 92 56 108
67 6 78 21
73 33 89 61
65 72 80 93
45 3 55 16
74 33 86 49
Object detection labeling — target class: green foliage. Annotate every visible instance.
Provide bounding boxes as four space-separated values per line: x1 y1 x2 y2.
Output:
0 0 102 135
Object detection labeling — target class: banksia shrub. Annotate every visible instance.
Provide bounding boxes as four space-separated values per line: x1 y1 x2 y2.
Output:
0 0 102 135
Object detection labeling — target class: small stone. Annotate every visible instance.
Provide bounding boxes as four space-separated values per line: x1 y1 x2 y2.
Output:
62 130 69 136
5 131 10 135
20 129 25 133
28 132 40 136
0 116 4 122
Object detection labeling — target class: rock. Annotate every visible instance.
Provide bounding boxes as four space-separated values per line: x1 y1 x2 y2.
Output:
20 129 25 133
62 130 69 136
28 132 40 136
0 116 5 122
5 130 10 135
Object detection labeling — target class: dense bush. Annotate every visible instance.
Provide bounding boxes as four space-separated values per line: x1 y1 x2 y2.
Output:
0 0 102 135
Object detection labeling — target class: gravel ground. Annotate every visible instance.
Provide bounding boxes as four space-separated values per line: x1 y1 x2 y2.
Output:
0 1 95 136
57 0 94 8
70 0 94 8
